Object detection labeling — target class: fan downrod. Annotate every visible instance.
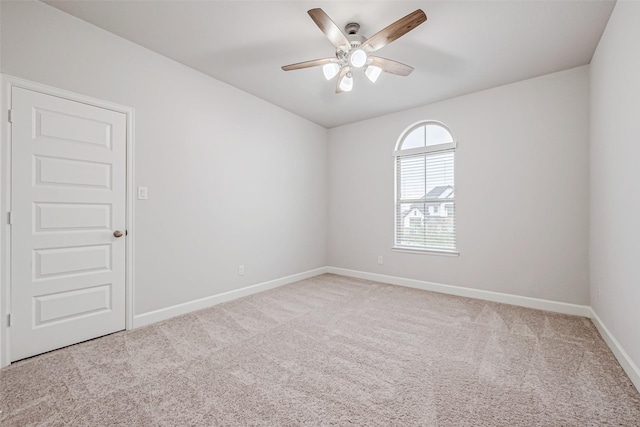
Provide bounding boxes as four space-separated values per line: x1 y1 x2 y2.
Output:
344 23 360 35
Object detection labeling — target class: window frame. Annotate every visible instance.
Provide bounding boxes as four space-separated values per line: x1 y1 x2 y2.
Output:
393 121 459 256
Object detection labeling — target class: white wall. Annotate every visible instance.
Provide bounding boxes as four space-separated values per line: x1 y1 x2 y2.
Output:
590 1 640 370
328 66 590 305
0 1 328 315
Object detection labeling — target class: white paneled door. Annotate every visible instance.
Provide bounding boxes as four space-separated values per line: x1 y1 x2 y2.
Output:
10 87 127 361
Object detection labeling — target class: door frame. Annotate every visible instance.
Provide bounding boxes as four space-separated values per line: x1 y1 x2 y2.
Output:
0 74 136 368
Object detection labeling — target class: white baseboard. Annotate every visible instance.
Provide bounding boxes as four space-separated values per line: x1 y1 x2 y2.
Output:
590 309 640 392
132 267 328 328
326 267 592 317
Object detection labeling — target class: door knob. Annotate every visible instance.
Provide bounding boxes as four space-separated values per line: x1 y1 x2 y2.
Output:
113 230 123 238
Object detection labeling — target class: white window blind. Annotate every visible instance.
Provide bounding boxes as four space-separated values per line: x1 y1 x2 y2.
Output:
395 123 456 252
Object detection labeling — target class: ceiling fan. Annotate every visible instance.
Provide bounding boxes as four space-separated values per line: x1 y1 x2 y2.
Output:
282 8 427 93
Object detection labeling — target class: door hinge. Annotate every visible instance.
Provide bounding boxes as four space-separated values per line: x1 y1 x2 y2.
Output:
7 314 10 327
7 212 11 225
7 110 12 123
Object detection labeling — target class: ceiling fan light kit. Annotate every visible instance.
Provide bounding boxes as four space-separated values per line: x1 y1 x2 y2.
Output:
282 8 427 94
322 63 341 80
348 49 367 68
365 65 382 83
339 71 354 92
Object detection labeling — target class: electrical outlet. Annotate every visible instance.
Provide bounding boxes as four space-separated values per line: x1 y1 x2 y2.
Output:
137 186 148 200
377 256 383 265
238 265 245 276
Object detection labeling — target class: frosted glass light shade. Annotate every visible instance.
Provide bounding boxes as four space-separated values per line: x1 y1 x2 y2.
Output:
339 73 353 92
365 66 382 83
322 63 340 80
349 49 367 68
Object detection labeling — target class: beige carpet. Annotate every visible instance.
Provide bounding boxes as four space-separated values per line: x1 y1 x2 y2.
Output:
1 274 639 426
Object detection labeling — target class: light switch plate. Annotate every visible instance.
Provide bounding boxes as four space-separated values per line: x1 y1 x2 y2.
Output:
137 186 148 200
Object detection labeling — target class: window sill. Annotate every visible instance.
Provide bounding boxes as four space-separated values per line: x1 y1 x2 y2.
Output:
392 247 459 257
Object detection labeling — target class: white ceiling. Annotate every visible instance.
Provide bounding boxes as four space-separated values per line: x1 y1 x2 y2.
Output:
44 1 615 128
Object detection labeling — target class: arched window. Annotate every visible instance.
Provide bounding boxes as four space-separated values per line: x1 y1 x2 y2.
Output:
394 121 457 253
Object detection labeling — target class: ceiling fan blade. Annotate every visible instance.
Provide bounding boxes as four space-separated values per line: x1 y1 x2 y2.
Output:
282 58 337 71
361 9 427 53
369 57 414 76
308 8 350 49
335 67 349 93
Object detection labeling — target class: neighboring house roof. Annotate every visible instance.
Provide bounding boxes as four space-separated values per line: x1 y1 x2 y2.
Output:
424 185 454 199
402 185 455 219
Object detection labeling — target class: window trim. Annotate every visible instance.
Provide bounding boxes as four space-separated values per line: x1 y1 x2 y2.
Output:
391 247 460 256
393 121 458 255
393 141 457 157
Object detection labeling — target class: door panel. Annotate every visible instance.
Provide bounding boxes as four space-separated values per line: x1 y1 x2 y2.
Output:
10 87 126 361
35 203 112 232
34 244 111 279
35 156 112 189
35 108 113 149
35 284 112 326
